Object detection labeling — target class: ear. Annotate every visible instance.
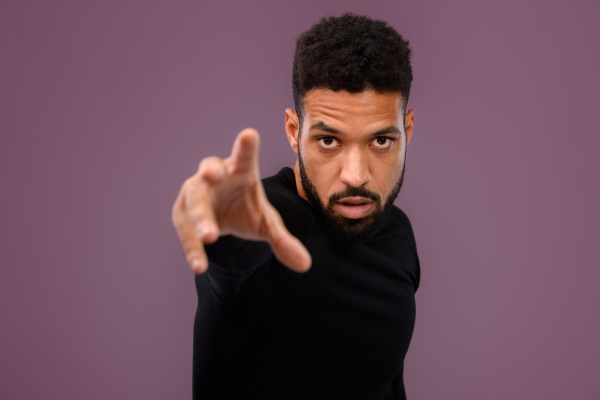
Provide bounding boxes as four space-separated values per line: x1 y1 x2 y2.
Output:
404 109 415 146
285 108 300 154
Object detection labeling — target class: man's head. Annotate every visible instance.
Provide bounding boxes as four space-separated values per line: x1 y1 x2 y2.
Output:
292 13 413 129
285 14 414 243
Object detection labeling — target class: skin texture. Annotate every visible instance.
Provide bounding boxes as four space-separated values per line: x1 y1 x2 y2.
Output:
285 88 414 240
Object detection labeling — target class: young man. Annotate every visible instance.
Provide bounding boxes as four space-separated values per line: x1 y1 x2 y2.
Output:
172 13 420 399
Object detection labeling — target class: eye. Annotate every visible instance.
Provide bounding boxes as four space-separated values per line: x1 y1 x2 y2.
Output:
317 136 339 148
371 136 394 150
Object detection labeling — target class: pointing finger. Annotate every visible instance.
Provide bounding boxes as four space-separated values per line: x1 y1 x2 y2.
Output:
230 128 259 173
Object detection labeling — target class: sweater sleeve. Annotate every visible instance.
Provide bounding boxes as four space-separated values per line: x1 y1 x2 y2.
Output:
204 235 273 302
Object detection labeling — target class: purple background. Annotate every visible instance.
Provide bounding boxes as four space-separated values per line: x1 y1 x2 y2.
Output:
1 0 598 399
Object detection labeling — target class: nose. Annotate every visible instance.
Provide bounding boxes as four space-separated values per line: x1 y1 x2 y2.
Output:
339 148 371 188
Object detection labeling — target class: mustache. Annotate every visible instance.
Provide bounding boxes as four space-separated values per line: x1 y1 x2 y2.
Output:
328 186 381 203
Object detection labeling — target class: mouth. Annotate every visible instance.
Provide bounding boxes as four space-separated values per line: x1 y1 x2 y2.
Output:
334 197 374 219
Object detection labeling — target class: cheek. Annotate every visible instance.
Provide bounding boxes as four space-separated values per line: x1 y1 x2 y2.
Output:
372 155 404 196
300 144 340 198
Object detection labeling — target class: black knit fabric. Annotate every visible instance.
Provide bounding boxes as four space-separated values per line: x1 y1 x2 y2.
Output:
193 167 420 400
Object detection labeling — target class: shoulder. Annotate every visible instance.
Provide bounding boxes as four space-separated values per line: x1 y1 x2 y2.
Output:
388 205 420 291
262 167 297 197
261 167 305 208
387 206 418 253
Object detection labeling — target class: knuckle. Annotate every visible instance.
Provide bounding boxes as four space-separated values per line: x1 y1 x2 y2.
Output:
197 160 218 182
198 156 219 173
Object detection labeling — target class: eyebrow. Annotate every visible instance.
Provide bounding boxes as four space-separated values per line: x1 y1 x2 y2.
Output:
309 121 400 136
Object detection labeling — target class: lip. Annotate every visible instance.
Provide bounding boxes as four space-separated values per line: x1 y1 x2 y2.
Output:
334 197 374 219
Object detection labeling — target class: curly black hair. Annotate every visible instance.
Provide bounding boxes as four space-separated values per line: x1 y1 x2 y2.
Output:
293 13 413 127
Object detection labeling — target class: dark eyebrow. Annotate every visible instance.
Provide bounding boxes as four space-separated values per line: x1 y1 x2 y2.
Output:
309 121 341 134
370 126 401 136
309 121 400 136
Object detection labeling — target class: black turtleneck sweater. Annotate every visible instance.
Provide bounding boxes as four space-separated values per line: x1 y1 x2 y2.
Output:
193 167 420 400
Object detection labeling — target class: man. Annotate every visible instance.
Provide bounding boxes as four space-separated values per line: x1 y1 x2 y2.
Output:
172 13 420 399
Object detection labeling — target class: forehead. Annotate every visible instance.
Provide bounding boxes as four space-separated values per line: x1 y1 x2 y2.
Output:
302 88 403 127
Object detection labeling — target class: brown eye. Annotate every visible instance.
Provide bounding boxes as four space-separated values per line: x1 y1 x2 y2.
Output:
317 136 338 148
371 137 394 149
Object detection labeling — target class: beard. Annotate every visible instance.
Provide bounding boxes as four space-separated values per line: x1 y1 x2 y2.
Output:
298 150 405 244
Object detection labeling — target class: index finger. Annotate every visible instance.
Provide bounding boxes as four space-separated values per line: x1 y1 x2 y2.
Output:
230 128 259 173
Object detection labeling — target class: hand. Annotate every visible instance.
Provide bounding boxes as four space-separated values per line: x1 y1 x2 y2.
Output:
171 128 312 274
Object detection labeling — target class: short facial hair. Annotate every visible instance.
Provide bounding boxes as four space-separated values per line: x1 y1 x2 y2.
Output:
298 147 405 243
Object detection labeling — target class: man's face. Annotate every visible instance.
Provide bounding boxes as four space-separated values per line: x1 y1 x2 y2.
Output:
285 88 414 242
